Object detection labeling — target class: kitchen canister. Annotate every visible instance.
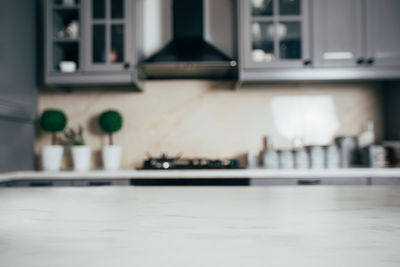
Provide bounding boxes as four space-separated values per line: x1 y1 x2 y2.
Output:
279 150 294 169
247 150 260 169
263 149 279 169
361 145 387 168
307 146 325 169
294 148 309 169
336 136 358 168
325 144 340 168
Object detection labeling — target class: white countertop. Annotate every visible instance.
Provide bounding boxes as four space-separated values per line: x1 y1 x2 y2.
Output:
0 186 399 267
2 168 400 182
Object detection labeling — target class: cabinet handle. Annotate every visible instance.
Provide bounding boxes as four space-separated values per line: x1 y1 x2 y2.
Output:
123 62 130 69
297 179 320 185
29 181 53 187
366 58 375 65
303 59 312 66
356 58 365 64
89 181 112 186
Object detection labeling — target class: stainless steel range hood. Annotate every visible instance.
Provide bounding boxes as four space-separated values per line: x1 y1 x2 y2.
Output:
138 0 237 79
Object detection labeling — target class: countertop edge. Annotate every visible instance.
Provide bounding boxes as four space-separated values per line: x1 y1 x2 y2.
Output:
2 169 400 182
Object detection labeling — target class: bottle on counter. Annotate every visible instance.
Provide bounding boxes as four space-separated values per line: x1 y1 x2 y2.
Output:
247 150 260 169
325 144 340 168
358 120 375 149
294 147 309 169
336 136 358 168
292 137 309 169
262 136 279 169
307 145 325 169
361 145 387 168
279 149 295 169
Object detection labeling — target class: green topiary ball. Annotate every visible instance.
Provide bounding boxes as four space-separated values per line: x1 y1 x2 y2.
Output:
98 110 123 134
40 109 67 133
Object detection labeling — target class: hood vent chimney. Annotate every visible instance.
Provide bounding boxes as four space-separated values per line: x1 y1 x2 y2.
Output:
139 0 237 79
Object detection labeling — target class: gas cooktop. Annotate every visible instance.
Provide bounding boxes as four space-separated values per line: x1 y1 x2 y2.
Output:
140 153 242 170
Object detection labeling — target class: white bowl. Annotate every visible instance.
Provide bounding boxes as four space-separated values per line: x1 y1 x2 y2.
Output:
59 61 76 73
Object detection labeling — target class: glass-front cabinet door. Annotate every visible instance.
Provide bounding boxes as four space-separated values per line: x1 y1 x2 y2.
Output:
242 0 310 68
84 0 133 71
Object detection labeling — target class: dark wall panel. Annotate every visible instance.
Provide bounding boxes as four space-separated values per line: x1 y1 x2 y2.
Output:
0 0 38 120
383 82 400 140
0 119 35 172
0 0 38 172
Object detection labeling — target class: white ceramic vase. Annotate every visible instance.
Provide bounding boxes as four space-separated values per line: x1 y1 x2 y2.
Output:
71 146 91 171
41 146 63 171
102 146 122 171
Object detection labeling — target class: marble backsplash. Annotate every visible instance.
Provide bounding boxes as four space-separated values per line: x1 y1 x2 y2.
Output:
36 81 382 169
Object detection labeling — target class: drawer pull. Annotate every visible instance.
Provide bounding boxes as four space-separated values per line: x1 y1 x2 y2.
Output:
29 181 53 187
297 179 320 185
89 181 112 186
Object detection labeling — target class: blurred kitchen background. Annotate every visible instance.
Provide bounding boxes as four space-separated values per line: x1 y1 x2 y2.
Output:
1 0 400 171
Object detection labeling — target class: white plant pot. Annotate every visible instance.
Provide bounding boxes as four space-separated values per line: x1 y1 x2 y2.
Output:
102 146 122 171
41 146 63 171
71 146 91 171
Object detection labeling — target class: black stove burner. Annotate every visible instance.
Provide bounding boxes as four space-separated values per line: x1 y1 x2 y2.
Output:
141 153 241 170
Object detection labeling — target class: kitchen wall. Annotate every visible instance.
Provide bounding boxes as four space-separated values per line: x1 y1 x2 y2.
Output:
36 81 382 169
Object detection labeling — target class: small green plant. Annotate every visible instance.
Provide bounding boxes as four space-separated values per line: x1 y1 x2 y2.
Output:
62 125 85 146
98 110 123 146
39 109 67 145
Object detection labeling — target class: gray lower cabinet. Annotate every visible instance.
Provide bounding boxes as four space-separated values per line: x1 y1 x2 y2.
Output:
319 178 368 186
0 179 131 187
0 180 71 187
71 179 130 186
371 178 400 185
251 178 298 186
44 0 142 89
251 178 368 186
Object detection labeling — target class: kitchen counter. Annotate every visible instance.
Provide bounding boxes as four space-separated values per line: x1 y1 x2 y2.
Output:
0 168 400 181
1 168 400 183
0 186 399 266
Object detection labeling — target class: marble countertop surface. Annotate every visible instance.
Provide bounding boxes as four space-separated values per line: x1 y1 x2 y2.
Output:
2 168 400 182
0 186 399 266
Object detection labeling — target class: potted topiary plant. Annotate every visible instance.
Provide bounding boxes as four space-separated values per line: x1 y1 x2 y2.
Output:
39 109 67 171
98 110 123 170
62 125 91 171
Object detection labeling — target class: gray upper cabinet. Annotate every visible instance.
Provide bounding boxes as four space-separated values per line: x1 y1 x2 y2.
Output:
312 0 363 67
84 0 133 72
365 0 400 67
313 0 400 69
239 0 400 82
240 0 311 69
44 0 142 89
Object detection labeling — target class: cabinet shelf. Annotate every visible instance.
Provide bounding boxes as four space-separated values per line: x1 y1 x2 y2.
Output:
52 4 80 10
50 70 81 74
53 38 80 43
251 15 302 21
